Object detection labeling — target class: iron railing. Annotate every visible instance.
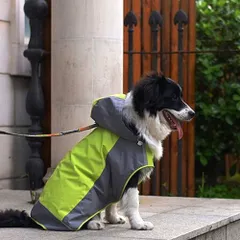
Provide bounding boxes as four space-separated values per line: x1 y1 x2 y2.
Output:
124 8 189 196
23 0 48 202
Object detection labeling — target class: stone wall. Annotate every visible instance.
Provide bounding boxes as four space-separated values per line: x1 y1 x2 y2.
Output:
0 0 31 189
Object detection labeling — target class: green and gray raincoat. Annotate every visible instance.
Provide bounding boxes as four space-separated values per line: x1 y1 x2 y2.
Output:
31 94 155 231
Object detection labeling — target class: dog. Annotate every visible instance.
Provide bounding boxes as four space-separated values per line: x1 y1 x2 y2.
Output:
0 71 195 231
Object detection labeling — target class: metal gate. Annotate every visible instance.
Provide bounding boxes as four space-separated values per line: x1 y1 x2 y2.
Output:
123 0 196 197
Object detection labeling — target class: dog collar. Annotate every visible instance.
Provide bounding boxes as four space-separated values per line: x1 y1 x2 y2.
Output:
122 119 146 145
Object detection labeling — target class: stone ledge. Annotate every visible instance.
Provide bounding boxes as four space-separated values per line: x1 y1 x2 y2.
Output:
0 178 28 190
0 190 239 240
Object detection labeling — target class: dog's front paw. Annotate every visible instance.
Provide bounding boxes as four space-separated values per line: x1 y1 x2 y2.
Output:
106 214 126 224
131 221 154 230
87 220 105 230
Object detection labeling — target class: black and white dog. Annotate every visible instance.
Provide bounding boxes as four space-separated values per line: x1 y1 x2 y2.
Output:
0 72 195 231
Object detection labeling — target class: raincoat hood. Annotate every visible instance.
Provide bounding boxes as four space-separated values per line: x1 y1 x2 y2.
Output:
91 94 138 142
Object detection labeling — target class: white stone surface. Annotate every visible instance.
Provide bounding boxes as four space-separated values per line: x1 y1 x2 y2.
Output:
10 0 30 76
52 0 123 41
0 21 11 74
52 39 93 105
14 77 30 126
195 227 226 240
0 127 30 180
0 0 11 22
0 74 14 125
10 0 25 44
227 220 240 240
92 38 123 99
10 43 31 76
0 3 31 189
0 191 240 240
0 74 30 127
51 0 123 166
0 177 28 190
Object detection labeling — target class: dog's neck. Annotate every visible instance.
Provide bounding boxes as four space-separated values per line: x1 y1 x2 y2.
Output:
123 92 171 159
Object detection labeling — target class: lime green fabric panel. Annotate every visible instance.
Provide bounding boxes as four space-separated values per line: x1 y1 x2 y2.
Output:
39 128 119 221
92 94 126 106
146 145 155 166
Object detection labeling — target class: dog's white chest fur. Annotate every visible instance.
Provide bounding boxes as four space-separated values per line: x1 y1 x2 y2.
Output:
123 92 172 181
123 92 170 160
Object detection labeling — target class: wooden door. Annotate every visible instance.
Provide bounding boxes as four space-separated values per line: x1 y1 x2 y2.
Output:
124 0 196 197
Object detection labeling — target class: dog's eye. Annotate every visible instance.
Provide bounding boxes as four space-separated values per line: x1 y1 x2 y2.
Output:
172 94 178 100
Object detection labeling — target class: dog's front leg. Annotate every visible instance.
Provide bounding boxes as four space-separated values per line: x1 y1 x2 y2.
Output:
87 213 105 230
121 188 154 230
105 203 126 224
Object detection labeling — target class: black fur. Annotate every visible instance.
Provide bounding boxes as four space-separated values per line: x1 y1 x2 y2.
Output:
124 171 140 190
0 209 40 228
132 71 187 118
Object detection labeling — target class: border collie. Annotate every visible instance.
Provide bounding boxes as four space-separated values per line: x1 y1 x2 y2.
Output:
0 72 195 231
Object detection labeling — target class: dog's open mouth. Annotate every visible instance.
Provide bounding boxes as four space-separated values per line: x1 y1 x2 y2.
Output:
162 110 183 140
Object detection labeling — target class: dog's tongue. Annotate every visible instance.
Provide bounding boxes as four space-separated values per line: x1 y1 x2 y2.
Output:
176 121 183 140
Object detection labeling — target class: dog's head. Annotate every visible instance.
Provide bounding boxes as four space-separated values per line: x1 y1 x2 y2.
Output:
132 72 195 139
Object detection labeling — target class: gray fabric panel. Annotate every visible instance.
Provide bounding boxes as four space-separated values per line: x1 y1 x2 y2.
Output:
62 138 150 230
91 96 137 141
31 201 70 231
108 138 148 199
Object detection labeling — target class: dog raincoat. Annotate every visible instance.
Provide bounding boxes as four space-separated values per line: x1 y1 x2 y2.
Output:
30 94 155 231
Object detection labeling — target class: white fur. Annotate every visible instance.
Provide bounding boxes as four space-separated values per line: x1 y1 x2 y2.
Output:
105 203 126 224
167 102 193 122
123 92 170 160
120 188 154 230
87 214 105 230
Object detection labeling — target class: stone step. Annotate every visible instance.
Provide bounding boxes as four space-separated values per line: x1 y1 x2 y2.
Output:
0 190 239 240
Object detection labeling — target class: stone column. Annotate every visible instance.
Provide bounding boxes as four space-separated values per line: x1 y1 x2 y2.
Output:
51 0 123 166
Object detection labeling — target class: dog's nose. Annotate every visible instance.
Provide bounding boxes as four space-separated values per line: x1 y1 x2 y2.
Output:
188 110 195 118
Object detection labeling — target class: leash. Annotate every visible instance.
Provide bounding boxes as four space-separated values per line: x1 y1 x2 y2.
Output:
0 122 97 204
0 123 98 138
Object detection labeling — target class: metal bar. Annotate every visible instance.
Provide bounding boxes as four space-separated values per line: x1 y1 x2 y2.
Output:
128 26 134 91
152 26 158 70
124 11 138 91
177 21 184 197
23 0 49 203
149 10 163 195
124 49 240 54
149 11 163 71
160 0 171 196
130 0 133 10
174 9 188 197
140 0 144 76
